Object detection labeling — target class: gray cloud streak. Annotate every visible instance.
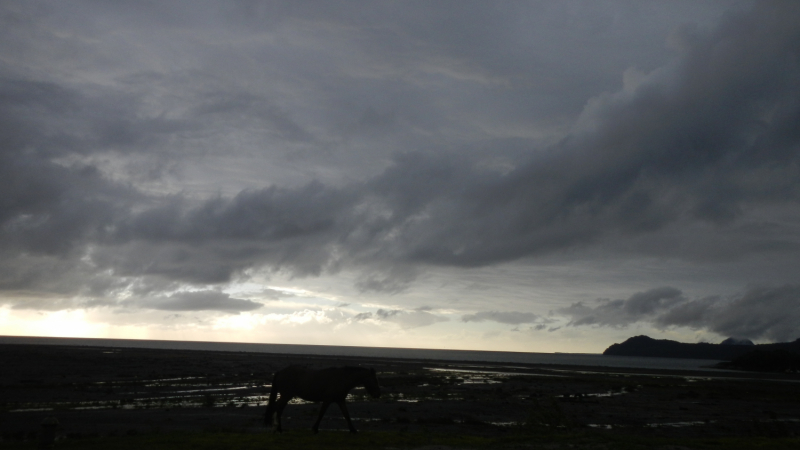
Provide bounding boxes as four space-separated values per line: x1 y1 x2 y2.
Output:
354 308 448 329
461 311 542 325
559 287 686 327
136 290 263 313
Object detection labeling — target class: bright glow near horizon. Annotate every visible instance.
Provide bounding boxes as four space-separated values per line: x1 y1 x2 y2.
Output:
0 300 712 354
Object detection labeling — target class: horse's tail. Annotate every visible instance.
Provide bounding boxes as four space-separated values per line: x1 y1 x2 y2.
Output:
264 374 279 427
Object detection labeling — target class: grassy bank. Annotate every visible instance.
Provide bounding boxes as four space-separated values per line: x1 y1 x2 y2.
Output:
5 430 800 450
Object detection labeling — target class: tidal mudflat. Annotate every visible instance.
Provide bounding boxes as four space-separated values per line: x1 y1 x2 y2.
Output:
2 343 799 448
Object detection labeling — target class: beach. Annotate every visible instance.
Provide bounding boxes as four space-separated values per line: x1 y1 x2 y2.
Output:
2 341 799 448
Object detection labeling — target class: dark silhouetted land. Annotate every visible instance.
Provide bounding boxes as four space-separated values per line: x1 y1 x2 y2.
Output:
604 335 800 367
2 341 800 449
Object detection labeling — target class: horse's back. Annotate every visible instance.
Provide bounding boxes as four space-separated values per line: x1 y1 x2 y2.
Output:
272 366 364 402
273 365 312 383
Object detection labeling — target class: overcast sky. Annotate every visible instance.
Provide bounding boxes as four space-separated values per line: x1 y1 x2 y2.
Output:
1 0 799 353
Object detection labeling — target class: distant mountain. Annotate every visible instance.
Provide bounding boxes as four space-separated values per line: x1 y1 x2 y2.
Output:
719 337 754 346
603 335 800 361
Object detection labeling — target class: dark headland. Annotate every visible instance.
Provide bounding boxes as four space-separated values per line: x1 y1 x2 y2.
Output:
604 335 800 372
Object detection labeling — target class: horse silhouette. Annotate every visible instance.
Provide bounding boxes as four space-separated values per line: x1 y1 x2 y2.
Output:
264 365 381 433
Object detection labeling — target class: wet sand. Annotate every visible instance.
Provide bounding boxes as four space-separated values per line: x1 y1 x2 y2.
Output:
2 343 799 443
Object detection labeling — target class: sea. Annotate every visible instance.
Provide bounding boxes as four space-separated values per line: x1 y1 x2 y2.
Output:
0 335 725 372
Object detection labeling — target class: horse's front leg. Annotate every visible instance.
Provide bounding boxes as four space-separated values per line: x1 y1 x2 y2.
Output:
312 401 331 433
336 400 358 434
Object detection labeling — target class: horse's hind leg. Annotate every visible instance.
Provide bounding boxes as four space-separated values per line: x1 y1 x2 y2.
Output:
264 403 274 429
264 391 278 428
312 401 331 433
274 396 291 433
337 400 358 433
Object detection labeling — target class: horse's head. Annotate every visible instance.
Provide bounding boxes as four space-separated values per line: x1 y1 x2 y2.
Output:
364 368 381 398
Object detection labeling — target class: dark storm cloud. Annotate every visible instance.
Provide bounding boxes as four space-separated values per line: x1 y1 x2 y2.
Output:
0 1 799 307
560 284 800 342
405 1 800 265
117 0 800 281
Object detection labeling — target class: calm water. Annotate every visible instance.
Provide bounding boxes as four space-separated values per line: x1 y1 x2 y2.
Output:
0 335 725 372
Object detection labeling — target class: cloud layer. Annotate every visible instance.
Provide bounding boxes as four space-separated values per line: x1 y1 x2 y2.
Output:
0 1 798 345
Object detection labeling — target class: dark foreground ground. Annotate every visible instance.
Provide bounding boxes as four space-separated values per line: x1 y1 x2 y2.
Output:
2 343 800 449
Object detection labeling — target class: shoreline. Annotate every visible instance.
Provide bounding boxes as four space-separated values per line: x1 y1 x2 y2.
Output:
4 334 798 382
0 334 725 372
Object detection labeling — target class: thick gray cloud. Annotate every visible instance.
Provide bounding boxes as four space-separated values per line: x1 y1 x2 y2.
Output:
656 285 800 342
0 0 798 337
559 287 688 327
560 285 800 342
81 1 798 285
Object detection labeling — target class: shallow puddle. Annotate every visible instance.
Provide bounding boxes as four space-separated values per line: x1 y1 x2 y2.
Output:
557 387 635 399
646 420 710 428
487 421 518 427
589 420 713 430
